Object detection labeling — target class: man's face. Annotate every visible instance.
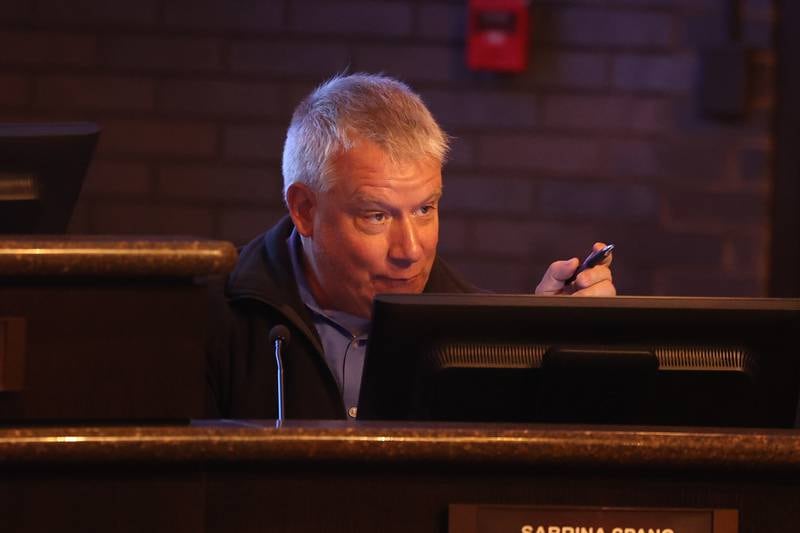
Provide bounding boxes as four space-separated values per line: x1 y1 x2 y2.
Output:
291 139 442 319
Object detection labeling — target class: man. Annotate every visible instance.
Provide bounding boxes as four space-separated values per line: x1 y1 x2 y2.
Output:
206 73 615 420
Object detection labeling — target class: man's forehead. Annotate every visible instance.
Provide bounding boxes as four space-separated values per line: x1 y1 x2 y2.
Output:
333 135 438 168
342 169 442 200
349 184 443 204
331 148 441 187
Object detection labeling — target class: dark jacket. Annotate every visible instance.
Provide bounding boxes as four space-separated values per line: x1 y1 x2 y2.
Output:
206 216 477 419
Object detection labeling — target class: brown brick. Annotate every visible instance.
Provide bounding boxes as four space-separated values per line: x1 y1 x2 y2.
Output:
158 80 284 118
0 75 29 107
612 53 697 93
623 227 725 269
478 135 601 174
98 119 217 157
288 1 412 36
162 0 284 32
104 35 221 72
83 160 152 196
34 75 155 111
284 80 322 110
355 45 466 83
471 220 594 258
422 90 537 129
663 190 769 228
445 136 475 168
606 263 653 296
604 140 663 178
725 229 768 279
546 7 674 48
35 0 158 26
91 202 214 236
444 258 529 293
656 139 733 185
218 207 287 245
470 219 528 257
543 95 672 133
157 164 283 205
418 3 467 42
538 180 659 220
442 175 534 215
683 12 728 47
654 268 763 296
230 41 350 77
437 214 468 254
473 217 620 262
532 51 609 89
0 30 97 67
223 124 286 161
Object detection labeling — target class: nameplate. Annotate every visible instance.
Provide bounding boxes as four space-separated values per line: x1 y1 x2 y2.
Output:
449 505 738 533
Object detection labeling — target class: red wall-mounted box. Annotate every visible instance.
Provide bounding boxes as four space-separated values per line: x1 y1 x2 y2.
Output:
466 0 530 73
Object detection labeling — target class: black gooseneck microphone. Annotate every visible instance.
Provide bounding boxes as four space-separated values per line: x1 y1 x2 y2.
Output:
268 325 291 427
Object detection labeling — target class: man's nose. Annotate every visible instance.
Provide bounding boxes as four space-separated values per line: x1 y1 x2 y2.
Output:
388 217 423 265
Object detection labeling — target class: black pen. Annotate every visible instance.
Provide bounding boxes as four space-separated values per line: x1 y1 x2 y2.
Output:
565 244 615 285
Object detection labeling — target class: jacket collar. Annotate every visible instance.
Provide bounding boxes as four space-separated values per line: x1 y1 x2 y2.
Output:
226 216 296 301
226 216 323 354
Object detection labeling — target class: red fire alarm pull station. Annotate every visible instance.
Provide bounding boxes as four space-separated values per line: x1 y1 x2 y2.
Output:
466 0 530 73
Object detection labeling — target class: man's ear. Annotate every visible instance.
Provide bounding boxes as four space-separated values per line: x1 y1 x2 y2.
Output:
286 183 316 237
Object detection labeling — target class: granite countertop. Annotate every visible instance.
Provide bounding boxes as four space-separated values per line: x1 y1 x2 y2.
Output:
1 421 799 472
0 236 237 277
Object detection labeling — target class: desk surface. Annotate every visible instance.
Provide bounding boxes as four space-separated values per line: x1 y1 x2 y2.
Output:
1 421 799 472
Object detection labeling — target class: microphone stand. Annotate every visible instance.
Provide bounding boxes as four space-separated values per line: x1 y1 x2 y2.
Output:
274 337 285 428
269 325 290 429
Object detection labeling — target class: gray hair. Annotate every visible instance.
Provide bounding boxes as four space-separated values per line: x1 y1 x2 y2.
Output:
282 73 449 200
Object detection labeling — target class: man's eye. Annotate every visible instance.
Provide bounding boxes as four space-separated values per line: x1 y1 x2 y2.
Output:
364 212 387 224
416 205 435 216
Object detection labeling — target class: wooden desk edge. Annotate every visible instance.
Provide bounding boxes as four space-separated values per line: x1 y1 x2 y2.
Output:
0 237 238 277
0 422 798 471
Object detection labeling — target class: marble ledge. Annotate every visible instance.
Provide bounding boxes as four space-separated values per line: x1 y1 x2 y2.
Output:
0 236 237 277
0 421 799 472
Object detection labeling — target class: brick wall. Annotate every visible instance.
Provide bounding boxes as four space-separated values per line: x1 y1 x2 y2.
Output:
0 0 775 295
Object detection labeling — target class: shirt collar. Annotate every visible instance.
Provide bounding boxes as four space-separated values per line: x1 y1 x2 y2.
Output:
288 229 370 338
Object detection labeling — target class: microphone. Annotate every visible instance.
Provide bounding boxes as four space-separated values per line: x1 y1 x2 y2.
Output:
268 325 291 427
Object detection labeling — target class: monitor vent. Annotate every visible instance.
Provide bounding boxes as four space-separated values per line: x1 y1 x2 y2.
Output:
656 346 752 371
431 343 546 369
428 343 755 373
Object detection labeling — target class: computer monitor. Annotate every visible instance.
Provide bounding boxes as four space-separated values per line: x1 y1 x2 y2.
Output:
357 294 800 428
0 122 100 233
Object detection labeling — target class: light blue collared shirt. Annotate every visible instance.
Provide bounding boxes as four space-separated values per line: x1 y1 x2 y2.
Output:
288 230 369 420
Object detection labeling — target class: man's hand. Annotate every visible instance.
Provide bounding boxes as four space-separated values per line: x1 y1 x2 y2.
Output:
535 242 616 296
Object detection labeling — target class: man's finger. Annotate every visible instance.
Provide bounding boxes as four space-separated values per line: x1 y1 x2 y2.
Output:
573 264 613 291
535 258 579 295
572 278 617 297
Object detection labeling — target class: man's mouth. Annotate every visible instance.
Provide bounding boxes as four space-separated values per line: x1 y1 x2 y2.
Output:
373 273 424 287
